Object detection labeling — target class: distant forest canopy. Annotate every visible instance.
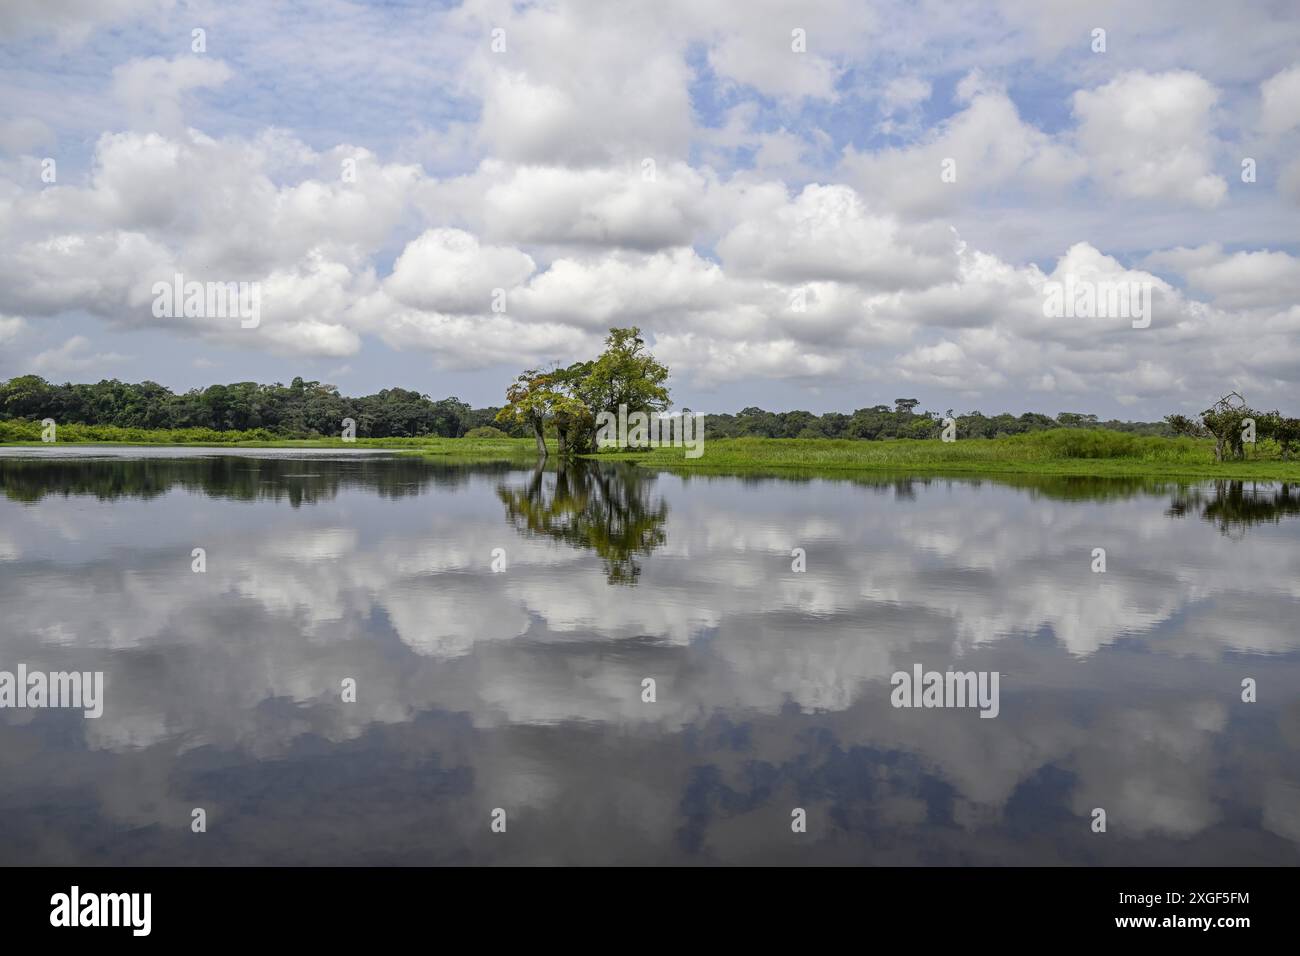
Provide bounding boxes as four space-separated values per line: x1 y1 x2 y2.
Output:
0 373 1175 440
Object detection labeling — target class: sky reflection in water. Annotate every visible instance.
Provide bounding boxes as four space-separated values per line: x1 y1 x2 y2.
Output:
0 449 1297 865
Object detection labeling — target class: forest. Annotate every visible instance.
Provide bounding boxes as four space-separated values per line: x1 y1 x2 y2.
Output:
0 370 1172 442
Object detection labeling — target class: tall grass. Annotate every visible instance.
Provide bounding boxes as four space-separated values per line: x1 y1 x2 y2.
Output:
600 429 1300 479
0 419 536 455
0 420 280 443
6 421 1299 479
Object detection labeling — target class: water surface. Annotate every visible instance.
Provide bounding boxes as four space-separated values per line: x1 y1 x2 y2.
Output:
1 448 1297 864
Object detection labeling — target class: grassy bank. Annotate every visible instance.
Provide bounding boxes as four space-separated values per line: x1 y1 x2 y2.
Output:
0 420 536 458
6 421 1300 480
592 430 1300 480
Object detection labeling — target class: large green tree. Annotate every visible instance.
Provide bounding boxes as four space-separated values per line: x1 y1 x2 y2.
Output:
495 369 564 458
581 327 670 450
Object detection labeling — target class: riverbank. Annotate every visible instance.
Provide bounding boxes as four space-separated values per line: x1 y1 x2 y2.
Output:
5 425 1300 480
0 422 534 458
590 432 1300 481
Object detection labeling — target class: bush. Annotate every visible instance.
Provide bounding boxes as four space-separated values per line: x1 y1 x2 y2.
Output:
0 420 277 444
0 419 42 441
464 425 509 439
1035 429 1141 459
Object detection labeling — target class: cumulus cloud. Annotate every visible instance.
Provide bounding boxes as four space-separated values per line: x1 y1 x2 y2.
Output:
1072 70 1227 208
843 80 1085 216
717 183 957 289
482 162 710 250
383 228 534 314
1 0 1298 413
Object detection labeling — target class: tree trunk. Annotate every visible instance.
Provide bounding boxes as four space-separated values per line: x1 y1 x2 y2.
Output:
533 418 548 458
556 426 568 458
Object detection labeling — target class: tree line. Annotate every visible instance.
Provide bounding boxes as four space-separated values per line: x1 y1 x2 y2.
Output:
0 374 501 439
3 335 1181 443
703 406 1170 440
1165 392 1300 460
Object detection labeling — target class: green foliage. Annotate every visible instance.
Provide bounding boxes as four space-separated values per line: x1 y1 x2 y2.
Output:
0 375 500 440
1164 413 1206 437
497 462 667 584
698 406 1170 440
1272 417 1300 458
1189 393 1299 462
463 425 509 439
0 420 277 443
497 327 671 458
581 327 670 422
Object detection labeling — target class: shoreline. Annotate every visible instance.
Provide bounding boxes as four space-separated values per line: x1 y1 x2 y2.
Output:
5 433 1300 481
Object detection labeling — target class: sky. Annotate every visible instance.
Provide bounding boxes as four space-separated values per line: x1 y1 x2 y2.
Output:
0 0 1298 418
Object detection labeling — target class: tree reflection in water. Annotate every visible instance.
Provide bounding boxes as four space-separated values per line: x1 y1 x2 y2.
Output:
1167 480 1300 536
497 460 668 585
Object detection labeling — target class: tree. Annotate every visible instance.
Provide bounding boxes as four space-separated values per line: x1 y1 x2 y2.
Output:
1200 392 1255 462
0 375 55 418
1057 412 1099 428
1163 414 1205 438
582 327 670 449
894 398 920 415
549 362 597 457
1273 417 1300 459
495 369 563 458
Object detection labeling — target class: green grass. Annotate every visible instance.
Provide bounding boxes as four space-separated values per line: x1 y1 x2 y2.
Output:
589 430 1300 480
6 421 1300 480
0 420 536 458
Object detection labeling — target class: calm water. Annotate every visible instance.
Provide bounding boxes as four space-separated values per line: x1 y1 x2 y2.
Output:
1 448 1297 865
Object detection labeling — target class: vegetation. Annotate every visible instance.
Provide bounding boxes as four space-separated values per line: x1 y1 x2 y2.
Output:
1165 391 1300 461
463 425 509 439
0 417 535 457
596 430 1300 480
701 404 1171 440
0 375 503 438
495 327 670 457
497 462 667 584
2 351 1171 448
7 344 1300 481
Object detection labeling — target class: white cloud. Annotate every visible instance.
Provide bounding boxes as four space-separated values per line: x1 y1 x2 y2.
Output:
0 315 26 344
1072 70 1227 208
383 228 534 315
30 335 128 374
0 117 54 154
111 56 233 132
1145 244 1300 310
1259 63 1300 135
843 82 1085 216
882 76 931 112
0 0 171 44
1 2 1299 413
482 163 710 250
717 183 957 289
